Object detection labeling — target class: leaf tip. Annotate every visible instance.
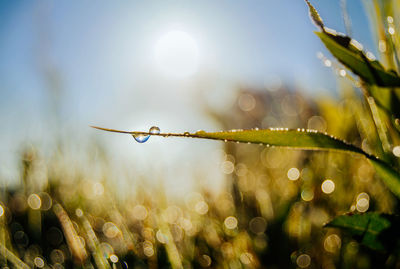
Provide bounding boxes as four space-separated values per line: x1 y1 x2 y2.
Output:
305 0 324 30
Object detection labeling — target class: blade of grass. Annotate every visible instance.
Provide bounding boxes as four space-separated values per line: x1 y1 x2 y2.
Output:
91 126 400 199
316 32 400 87
106 197 139 256
53 203 88 265
79 212 111 269
0 243 30 269
305 0 324 30
366 95 391 153
305 0 400 87
371 0 396 69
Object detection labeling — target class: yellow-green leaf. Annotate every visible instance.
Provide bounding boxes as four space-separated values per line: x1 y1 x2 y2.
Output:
305 0 324 30
316 32 400 87
92 126 400 199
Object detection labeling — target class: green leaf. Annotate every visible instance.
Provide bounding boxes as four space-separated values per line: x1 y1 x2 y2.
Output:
305 0 324 30
369 158 400 199
304 0 400 86
316 31 400 87
192 129 362 152
91 126 400 199
325 213 400 251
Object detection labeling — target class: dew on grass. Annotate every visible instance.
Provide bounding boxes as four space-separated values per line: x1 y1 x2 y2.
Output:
132 126 161 143
132 134 150 143
195 130 206 135
149 126 160 134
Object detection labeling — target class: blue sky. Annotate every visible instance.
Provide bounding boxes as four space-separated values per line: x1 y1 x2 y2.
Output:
0 0 376 192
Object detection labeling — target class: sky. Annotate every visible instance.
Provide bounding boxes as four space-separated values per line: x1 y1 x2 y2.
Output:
0 0 376 194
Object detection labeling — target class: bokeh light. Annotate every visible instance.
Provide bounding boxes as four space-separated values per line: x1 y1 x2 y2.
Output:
287 168 300 181
27 194 41 210
110 254 119 263
0 1 395 268
296 254 311 268
393 146 400 157
324 234 341 253
321 179 335 194
356 192 370 213
224 216 238 230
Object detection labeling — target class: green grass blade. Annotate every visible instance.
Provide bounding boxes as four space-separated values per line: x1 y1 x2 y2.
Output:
316 32 400 87
369 159 400 199
305 0 324 30
305 0 400 87
325 213 400 251
0 243 30 269
193 129 364 152
91 126 400 199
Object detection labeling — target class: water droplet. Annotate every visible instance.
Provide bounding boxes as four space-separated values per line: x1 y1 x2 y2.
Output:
324 59 332 67
149 126 160 134
132 134 150 143
350 39 363 50
366 52 376 61
184 132 190 136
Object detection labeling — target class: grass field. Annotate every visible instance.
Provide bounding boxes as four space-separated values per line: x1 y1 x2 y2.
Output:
2 0 400 268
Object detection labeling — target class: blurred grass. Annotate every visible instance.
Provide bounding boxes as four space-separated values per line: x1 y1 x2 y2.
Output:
2 0 400 268
0 79 397 268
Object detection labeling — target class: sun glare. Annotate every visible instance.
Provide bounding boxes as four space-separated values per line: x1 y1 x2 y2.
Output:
154 30 199 79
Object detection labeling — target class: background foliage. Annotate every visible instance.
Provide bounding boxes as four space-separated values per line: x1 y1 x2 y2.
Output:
2 0 400 268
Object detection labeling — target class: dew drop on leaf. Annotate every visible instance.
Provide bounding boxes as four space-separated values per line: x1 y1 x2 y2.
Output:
195 130 206 135
149 126 160 134
132 134 150 143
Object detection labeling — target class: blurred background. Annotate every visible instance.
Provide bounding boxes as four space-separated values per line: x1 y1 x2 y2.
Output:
0 0 374 194
1 0 398 268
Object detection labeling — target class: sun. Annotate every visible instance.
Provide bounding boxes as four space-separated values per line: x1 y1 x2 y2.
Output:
154 30 200 79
